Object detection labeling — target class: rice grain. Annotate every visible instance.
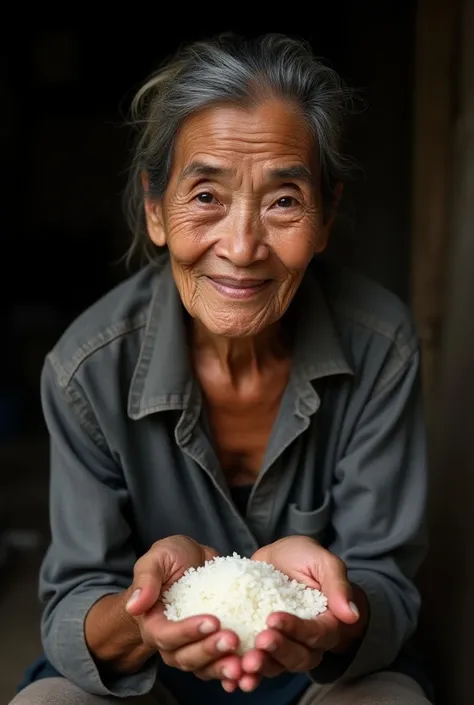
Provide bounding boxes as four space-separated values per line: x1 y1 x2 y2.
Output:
162 552 328 654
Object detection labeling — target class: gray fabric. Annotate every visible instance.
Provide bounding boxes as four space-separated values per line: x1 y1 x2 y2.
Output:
301 672 431 704
38 255 428 698
9 672 431 705
8 678 176 705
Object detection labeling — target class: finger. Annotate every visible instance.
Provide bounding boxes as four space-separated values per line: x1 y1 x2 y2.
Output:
166 630 240 672
266 611 340 651
128 548 222 618
202 545 219 562
125 582 161 617
241 649 283 678
255 628 313 672
260 655 286 678
144 610 221 651
240 648 266 674
195 654 243 682
319 555 359 625
221 680 238 693
238 674 262 692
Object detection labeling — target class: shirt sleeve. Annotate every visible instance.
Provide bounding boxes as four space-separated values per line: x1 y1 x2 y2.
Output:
38 356 158 697
310 345 428 684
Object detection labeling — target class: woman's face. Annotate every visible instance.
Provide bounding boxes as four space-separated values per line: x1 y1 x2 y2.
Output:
145 99 334 338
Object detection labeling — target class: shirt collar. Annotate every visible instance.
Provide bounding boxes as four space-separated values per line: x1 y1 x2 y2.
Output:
128 259 354 420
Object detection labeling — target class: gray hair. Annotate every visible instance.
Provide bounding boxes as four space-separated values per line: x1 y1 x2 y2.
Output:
123 33 354 263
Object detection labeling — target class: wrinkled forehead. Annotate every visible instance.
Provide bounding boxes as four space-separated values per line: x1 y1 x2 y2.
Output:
169 100 319 185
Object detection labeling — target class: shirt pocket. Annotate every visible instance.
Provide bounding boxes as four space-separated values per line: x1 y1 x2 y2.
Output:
288 491 331 542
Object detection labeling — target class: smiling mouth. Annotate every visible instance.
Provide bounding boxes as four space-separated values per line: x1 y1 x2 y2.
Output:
206 276 271 300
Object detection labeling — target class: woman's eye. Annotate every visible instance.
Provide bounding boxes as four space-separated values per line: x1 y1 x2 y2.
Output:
195 192 216 204
275 196 297 208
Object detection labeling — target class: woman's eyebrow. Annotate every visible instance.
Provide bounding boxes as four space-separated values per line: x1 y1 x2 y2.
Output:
178 161 314 186
179 161 233 182
266 165 314 185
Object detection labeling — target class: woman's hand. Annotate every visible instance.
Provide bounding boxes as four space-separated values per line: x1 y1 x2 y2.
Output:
222 536 367 693
124 535 244 683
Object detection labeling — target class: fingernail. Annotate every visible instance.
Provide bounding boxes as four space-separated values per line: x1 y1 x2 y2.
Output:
199 620 217 634
126 589 141 610
240 679 254 692
217 637 234 652
349 601 360 618
222 668 231 679
267 617 282 629
264 641 277 652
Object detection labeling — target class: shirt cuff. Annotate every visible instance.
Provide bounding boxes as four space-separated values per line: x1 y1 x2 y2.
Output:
309 570 408 685
43 588 158 697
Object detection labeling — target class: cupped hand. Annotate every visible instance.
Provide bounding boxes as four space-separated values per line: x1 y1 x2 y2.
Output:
125 535 244 683
221 536 364 693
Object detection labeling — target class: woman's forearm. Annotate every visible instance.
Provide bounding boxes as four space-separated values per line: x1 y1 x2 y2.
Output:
84 588 157 674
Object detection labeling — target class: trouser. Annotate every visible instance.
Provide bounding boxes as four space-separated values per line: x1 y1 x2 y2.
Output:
9 672 432 704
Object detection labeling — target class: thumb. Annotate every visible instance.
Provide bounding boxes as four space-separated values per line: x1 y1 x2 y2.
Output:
321 558 360 625
202 545 219 562
125 569 162 617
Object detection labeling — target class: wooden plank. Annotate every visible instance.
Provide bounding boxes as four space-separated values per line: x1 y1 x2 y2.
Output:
411 0 456 408
416 1 474 702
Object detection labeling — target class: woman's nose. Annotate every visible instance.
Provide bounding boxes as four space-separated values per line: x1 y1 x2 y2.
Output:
213 208 269 266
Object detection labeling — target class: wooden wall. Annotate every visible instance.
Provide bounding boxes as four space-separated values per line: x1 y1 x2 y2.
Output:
411 0 457 409
413 1 474 703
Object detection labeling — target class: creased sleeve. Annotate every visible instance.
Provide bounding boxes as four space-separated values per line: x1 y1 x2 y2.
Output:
311 347 428 684
39 356 158 697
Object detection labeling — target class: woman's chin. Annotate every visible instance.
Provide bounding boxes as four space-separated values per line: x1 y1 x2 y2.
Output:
195 311 274 339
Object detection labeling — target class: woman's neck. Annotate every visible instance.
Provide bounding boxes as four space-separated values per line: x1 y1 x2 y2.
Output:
191 319 288 382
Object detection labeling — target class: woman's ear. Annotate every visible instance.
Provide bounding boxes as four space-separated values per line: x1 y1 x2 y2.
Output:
142 172 166 247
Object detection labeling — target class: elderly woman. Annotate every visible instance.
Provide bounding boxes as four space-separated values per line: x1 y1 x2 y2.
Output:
11 33 432 705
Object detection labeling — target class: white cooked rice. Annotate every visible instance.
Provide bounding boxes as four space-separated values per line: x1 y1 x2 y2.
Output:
162 552 328 654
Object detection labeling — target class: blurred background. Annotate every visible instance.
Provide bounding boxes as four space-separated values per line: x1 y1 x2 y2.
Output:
1 2 472 703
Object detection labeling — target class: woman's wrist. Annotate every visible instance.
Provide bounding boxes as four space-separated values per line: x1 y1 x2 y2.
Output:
85 588 157 675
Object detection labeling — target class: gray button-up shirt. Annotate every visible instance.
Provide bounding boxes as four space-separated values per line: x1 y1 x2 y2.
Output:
38 255 428 697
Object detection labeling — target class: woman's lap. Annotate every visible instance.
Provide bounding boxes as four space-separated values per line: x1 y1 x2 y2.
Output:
8 678 177 705
301 672 432 704
8 672 432 705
